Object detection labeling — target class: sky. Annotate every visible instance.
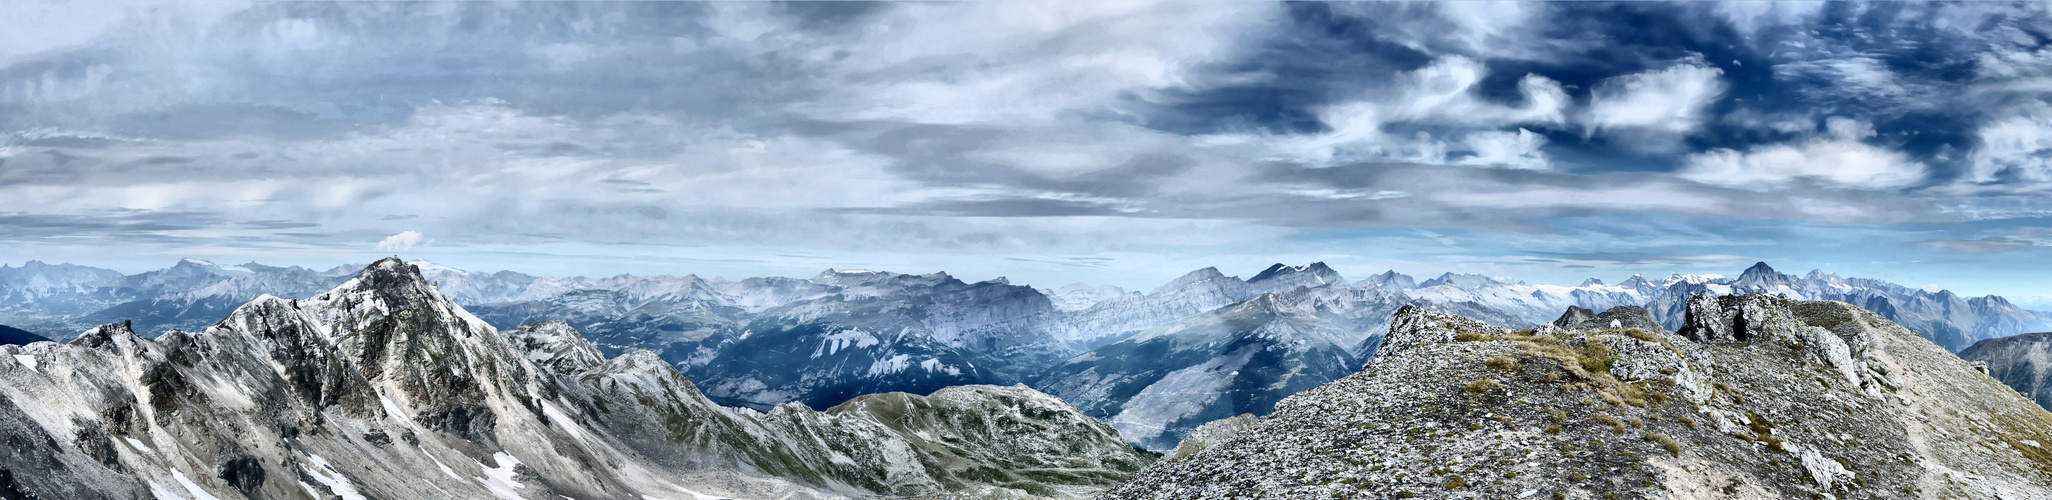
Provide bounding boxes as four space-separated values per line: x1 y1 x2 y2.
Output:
2 1 2051 305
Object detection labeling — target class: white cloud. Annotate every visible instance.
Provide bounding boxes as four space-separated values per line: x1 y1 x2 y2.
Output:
1680 118 1926 191
1585 59 1727 136
1388 56 1568 127
376 231 428 252
1712 2 1825 36
1457 129 1549 170
1775 57 1907 100
764 1 1280 127
1253 56 1566 168
1967 101 2052 183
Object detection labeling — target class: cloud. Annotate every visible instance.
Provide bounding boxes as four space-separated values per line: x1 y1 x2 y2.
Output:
376 231 427 252
2 0 2050 293
1584 58 1727 148
1968 101 2052 183
1249 56 1568 168
1917 236 2039 254
1457 129 1549 170
1525 250 1752 266
1680 118 1926 191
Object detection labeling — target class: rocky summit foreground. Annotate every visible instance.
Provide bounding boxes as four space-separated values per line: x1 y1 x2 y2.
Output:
1105 295 2052 499
0 259 1148 499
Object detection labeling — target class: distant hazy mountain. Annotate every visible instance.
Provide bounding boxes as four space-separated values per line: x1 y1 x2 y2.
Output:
0 324 48 345
1033 286 1400 450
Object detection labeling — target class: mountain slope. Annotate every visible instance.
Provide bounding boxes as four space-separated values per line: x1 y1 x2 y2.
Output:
0 259 1148 499
1960 331 2052 413
687 272 1067 411
1035 286 1399 451
0 325 47 346
1104 296 2052 498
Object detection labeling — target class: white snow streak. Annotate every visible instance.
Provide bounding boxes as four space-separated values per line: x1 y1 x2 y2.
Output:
11 354 34 372
172 470 223 500
125 437 153 453
422 449 463 481
302 454 368 500
475 452 526 500
646 488 732 500
148 481 187 500
377 392 423 430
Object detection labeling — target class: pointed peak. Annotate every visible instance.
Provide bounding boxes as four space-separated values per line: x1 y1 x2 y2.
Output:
1741 261 1777 276
1579 277 1605 287
1172 266 1227 282
1154 267 1231 294
328 258 438 299
1247 262 1343 285
69 320 141 349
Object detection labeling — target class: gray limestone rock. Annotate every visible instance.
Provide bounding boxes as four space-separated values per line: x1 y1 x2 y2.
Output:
1678 293 1737 343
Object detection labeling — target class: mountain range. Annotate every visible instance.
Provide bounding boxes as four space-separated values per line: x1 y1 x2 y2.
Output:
4 258 2049 450
0 259 1147 499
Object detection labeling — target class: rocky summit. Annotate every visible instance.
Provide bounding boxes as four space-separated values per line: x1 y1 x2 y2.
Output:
1104 295 2052 499
0 259 1148 499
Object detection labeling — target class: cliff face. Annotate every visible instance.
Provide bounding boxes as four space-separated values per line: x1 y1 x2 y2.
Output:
1961 331 2052 413
1104 295 2052 499
0 259 1148 500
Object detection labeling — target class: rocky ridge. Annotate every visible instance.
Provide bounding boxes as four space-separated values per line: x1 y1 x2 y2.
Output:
1104 295 2052 499
0 259 1148 499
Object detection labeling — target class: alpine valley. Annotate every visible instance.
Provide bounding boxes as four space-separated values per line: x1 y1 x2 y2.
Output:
4 258 2050 457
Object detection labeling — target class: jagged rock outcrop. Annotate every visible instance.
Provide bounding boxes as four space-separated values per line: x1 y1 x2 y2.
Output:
1105 296 2052 499
1961 332 2052 413
0 259 1149 499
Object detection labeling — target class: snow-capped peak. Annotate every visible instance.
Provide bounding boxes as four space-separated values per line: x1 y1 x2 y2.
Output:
1660 273 1727 287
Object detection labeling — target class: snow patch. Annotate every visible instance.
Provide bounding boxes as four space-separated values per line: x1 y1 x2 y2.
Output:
648 489 730 500
918 358 962 376
172 469 223 500
475 452 526 500
149 481 187 500
378 393 417 429
647 485 733 500
866 354 914 377
422 449 463 481
302 454 368 500
125 436 153 453
297 481 323 499
812 328 881 358
11 354 34 372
